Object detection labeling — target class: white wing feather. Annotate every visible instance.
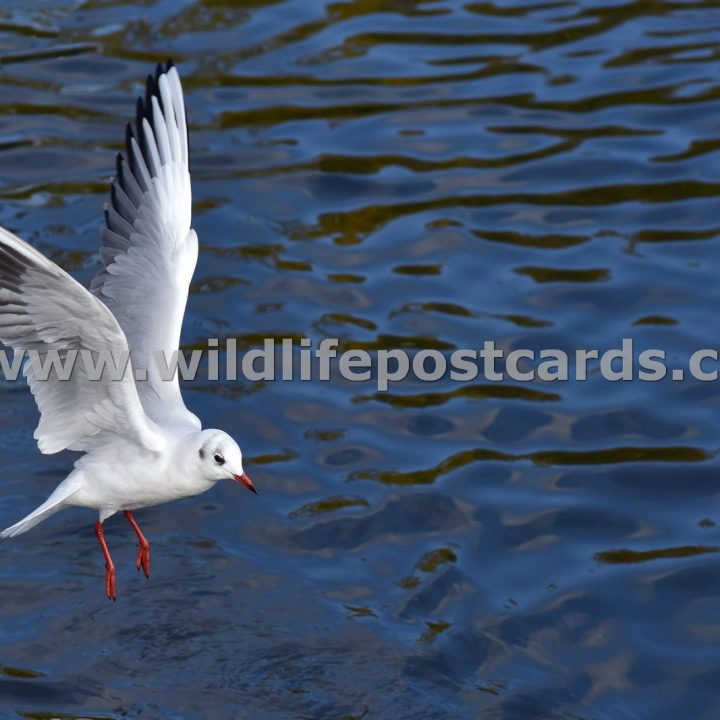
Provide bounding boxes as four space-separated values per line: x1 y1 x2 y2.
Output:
91 62 200 431
0 226 164 455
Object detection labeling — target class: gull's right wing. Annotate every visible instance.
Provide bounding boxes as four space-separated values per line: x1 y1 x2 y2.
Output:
91 61 201 431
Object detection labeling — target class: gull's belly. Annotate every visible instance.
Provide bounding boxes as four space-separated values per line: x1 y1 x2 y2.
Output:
69 458 213 512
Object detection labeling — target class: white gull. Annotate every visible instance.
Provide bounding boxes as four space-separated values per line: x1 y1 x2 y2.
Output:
0 61 257 600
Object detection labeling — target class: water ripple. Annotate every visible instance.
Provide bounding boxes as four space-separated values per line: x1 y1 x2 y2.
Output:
1 0 720 718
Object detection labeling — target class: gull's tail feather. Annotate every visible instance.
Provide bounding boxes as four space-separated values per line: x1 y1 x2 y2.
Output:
1 483 76 538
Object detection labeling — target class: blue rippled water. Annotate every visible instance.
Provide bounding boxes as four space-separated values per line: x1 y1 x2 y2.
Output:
2 1 720 718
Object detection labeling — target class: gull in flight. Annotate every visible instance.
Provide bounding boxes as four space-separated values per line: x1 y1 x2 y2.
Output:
0 61 257 600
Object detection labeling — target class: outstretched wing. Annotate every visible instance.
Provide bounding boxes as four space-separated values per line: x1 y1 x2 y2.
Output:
0 226 164 455
91 61 200 430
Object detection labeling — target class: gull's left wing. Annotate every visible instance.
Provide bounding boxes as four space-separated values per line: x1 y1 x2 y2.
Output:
0 226 165 455
91 61 200 431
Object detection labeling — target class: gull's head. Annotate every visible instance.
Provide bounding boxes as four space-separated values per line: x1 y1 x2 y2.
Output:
195 429 256 494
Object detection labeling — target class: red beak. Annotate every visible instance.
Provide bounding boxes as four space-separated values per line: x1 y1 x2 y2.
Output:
233 473 257 495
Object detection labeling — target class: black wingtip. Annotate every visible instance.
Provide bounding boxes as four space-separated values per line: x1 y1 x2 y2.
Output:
113 61 179 204
135 97 147 155
0 242 30 280
149 66 165 115
109 183 118 213
125 122 134 149
144 75 155 121
125 123 136 174
145 73 164 125
115 152 124 188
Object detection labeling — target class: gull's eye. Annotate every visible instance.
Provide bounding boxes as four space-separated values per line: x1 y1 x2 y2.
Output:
213 453 225 465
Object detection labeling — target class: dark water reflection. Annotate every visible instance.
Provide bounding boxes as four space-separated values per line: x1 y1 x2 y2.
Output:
1 0 720 717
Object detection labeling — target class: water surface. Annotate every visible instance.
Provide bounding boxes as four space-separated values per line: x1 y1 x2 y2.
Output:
1 1 720 718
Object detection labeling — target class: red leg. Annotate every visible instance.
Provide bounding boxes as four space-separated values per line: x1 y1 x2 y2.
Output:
124 511 150 578
95 521 116 601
